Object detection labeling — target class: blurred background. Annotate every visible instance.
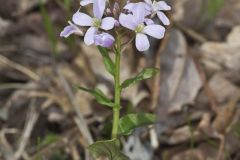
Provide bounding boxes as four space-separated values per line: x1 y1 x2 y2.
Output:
0 0 240 159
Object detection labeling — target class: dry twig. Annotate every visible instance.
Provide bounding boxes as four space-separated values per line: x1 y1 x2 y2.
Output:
0 129 18 160
174 22 207 43
14 99 39 160
0 54 40 81
57 66 93 145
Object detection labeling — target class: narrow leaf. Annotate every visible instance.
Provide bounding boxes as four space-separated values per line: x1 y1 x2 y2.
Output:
207 0 224 20
88 139 130 160
119 113 156 135
63 0 71 11
77 86 115 107
39 0 58 56
121 68 159 89
98 46 115 76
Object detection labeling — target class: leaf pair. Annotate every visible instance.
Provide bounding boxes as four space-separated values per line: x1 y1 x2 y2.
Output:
98 46 159 89
88 113 156 159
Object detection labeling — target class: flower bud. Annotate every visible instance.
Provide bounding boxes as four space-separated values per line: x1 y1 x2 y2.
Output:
94 33 115 48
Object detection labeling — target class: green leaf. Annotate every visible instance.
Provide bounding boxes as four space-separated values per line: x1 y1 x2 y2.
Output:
207 0 224 20
119 113 156 135
39 0 58 56
121 68 159 89
77 86 115 107
63 0 71 11
88 139 130 160
38 133 59 147
98 46 115 76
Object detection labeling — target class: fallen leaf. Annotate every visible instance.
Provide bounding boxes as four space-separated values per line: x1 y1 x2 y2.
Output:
159 29 202 112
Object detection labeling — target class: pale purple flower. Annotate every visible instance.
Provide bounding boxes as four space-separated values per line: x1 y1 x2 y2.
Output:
94 33 115 48
119 2 165 51
60 22 83 38
124 1 171 25
144 0 171 25
73 0 115 45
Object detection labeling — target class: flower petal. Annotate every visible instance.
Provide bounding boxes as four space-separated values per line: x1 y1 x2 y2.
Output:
144 5 153 15
124 3 135 11
157 1 171 10
60 25 83 38
132 2 146 24
144 0 153 5
72 11 93 26
101 17 115 30
157 11 170 25
84 27 97 45
93 0 106 19
135 33 150 51
80 0 93 6
143 24 165 39
119 13 137 30
144 18 154 25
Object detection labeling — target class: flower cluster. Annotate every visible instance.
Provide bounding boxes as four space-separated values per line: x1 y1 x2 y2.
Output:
60 0 171 51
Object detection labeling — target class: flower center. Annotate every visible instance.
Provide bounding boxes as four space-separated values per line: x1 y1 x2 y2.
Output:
92 18 101 28
135 24 145 33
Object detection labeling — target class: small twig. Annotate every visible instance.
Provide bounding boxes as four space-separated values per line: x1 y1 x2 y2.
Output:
0 55 40 81
74 126 92 160
149 126 159 149
70 144 81 160
28 91 67 109
22 152 30 160
214 133 225 160
174 22 207 43
0 128 18 160
57 67 93 160
14 99 39 160
0 83 26 90
57 66 93 145
74 117 93 146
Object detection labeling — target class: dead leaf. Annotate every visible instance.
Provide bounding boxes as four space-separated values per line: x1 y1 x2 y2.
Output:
201 25 240 72
159 29 202 112
208 73 239 104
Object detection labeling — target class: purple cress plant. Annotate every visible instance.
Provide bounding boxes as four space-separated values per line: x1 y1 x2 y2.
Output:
60 0 171 159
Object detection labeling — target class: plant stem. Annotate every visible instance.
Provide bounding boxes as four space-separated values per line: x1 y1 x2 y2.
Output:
112 36 121 139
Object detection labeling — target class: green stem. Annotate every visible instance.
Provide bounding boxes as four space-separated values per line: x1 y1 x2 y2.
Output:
111 36 121 139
